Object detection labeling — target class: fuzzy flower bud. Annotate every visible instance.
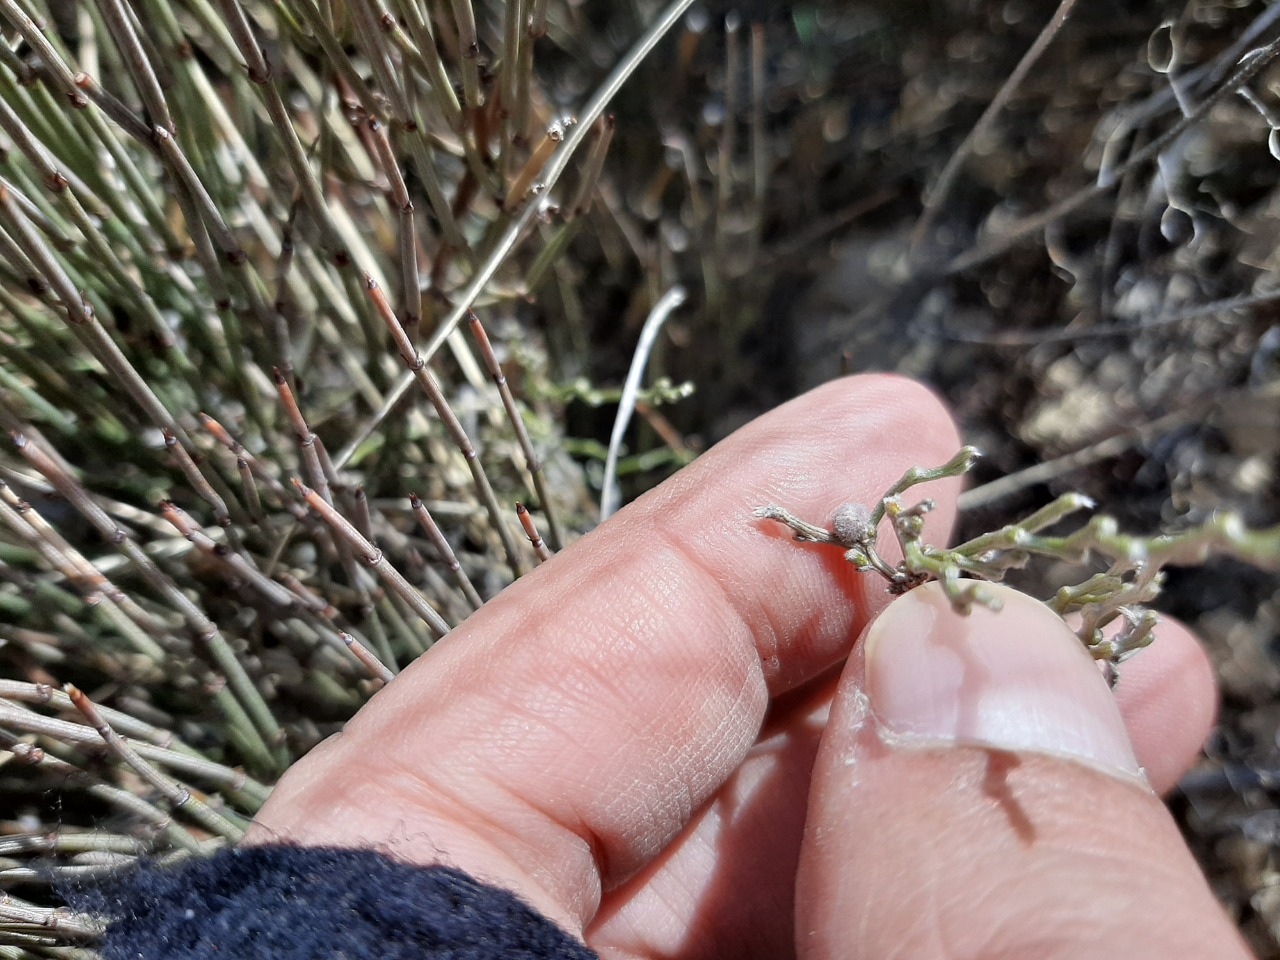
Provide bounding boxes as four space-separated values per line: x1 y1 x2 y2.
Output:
830 502 875 548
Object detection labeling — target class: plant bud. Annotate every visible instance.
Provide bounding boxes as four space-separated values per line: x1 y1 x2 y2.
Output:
830 502 875 547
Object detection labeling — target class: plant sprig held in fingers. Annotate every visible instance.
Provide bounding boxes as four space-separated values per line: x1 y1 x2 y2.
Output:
756 448 1280 666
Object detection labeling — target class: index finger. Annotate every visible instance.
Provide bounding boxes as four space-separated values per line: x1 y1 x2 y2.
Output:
249 374 963 932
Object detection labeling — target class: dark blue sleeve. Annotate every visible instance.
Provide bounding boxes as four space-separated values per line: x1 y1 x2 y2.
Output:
72 845 598 960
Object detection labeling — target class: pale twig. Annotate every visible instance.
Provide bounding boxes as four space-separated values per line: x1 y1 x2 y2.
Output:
567 115 616 221
0 487 168 659
352 486 374 542
0 892 102 943
869 447 981 528
601 285 687 520
339 631 396 684
0 182 187 444
272 371 393 658
162 431 236 530
158 501 296 609
749 24 767 210
347 0 414 122
715 12 740 275
217 0 347 259
957 406 1200 510
759 450 1280 661
505 121 567 211
1 734 209 856
367 118 422 329
274 368 330 501
64 685 246 842
12 432 286 771
96 0 175 133
448 0 483 110
199 413 301 515
513 4 538 144
500 0 525 167
0 0 86 105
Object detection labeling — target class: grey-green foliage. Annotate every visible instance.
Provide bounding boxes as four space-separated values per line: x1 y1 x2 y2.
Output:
0 0 692 950
2 0 1280 954
758 448 1280 665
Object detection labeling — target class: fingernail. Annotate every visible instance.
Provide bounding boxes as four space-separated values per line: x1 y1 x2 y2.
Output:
863 582 1142 780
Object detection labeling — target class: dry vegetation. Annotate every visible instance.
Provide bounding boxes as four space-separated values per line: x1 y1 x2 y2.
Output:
0 0 1277 955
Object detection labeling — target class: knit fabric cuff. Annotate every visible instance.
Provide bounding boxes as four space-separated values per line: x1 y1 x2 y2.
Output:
71 845 598 960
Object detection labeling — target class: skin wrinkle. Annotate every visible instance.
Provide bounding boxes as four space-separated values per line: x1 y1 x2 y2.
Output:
289 668 611 925
460 760 609 908
593 819 719 956
473 675 731 889
462 568 765 888
937 863 1117 960
607 667 761 874
345 512 772 916
325 746 591 927
612 856 710 958
665 502 863 695
808 745 1243 959
592 686 832 959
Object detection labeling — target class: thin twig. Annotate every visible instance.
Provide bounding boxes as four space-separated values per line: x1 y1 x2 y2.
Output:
601 286 687 520
293 478 451 638
409 493 484 610
516 502 551 563
365 277 525 576
339 631 396 683
467 311 564 548
449 0 484 111
945 36 1280 276
64 684 247 842
12 431 287 771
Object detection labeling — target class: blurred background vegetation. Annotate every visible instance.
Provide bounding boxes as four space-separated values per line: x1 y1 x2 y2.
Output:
0 0 1278 955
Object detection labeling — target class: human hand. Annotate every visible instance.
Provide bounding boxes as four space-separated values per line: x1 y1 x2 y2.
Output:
248 375 1250 959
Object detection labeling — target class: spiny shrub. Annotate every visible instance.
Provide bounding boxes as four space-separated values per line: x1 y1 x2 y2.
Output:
1 0 1279 955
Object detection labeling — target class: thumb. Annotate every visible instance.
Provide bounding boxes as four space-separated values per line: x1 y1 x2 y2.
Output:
796 581 1251 960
